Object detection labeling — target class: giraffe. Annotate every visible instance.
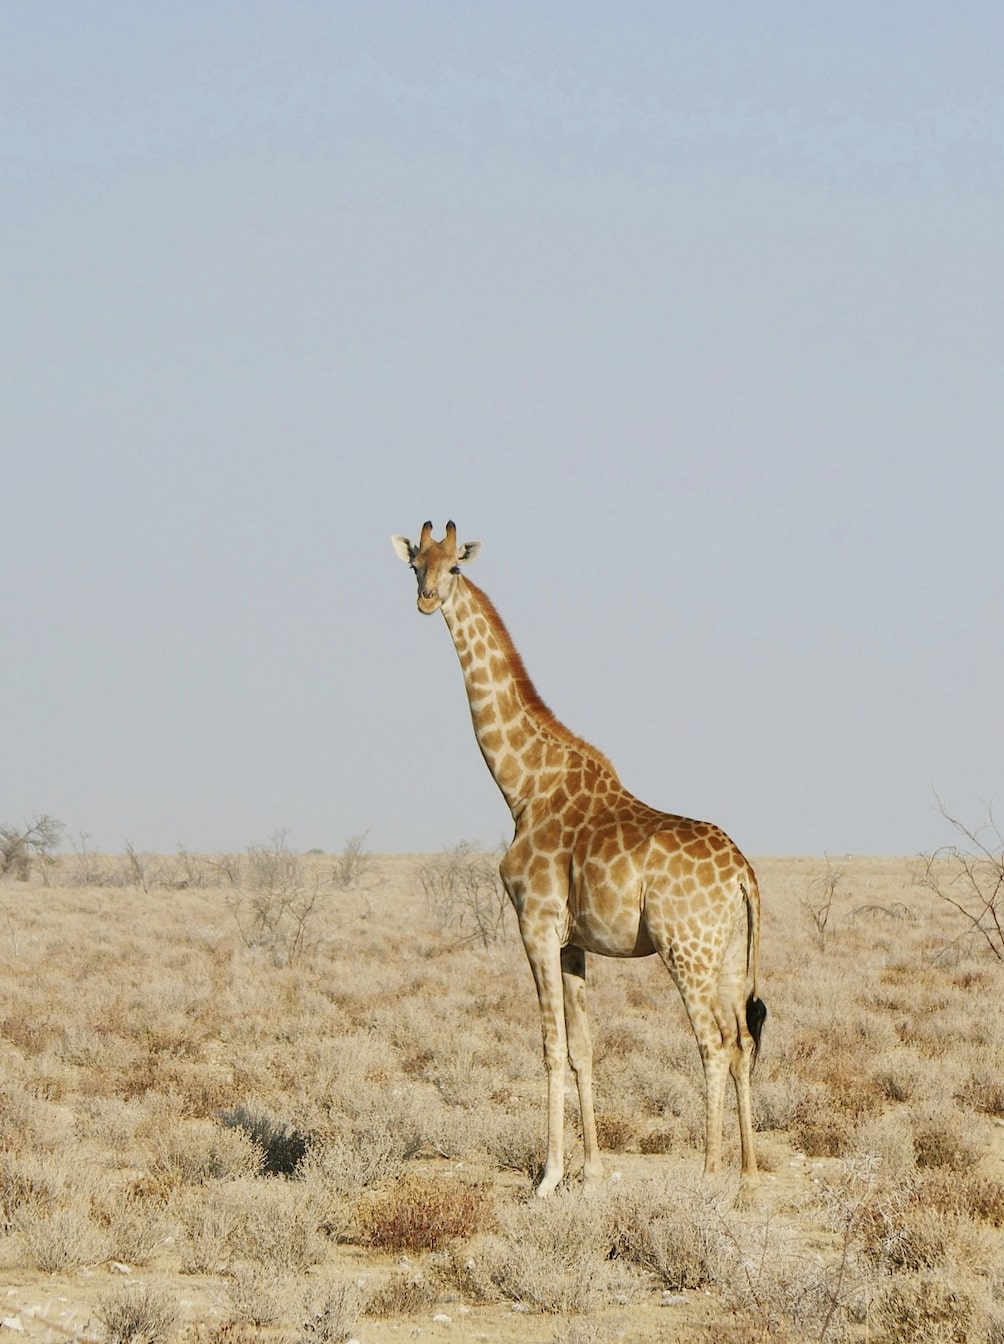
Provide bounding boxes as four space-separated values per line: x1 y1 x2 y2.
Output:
391 520 766 1195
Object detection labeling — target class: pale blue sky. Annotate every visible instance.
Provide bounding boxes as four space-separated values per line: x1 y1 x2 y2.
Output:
3 4 1001 857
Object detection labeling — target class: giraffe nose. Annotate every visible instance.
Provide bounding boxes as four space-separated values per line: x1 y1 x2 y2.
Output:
421 586 436 601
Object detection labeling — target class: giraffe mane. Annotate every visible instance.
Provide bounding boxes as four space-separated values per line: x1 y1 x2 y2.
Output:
465 578 621 783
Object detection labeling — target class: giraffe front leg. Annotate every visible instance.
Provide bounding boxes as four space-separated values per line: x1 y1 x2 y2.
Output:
561 945 603 1190
523 930 568 1198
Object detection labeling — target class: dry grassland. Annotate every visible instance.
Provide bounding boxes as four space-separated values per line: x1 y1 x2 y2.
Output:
2 845 1004 1343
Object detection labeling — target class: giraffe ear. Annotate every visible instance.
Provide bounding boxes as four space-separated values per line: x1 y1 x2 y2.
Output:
456 540 482 564
391 535 415 563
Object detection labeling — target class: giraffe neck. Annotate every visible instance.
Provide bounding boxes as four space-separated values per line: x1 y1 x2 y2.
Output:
441 577 618 816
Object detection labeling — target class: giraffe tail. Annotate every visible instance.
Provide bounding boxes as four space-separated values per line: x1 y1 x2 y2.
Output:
742 875 767 1069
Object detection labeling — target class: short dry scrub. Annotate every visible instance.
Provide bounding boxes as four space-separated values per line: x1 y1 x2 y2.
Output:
359 1172 493 1252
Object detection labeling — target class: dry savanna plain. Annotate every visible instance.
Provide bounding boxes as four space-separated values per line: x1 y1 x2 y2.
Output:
3 836 1004 1344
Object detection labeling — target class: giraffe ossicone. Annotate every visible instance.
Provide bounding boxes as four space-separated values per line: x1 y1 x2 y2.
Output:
392 520 766 1194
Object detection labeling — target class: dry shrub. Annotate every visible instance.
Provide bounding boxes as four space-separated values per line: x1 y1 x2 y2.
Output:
96 1191 172 1266
956 1073 1004 1117
751 1068 803 1131
1 1151 66 1226
0 1085 36 1150
789 1086 848 1158
1 1010 57 1056
76 1097 144 1156
227 1178 326 1271
911 1108 982 1172
297 1127 408 1240
147 1117 264 1189
173 1178 325 1275
201 1323 265 1344
552 1322 626 1344
426 1043 496 1109
611 1176 735 1291
95 1283 179 1344
225 1264 292 1326
453 1193 616 1313
963 1175 1004 1227
14 1199 111 1272
361 1173 492 1252
364 1267 440 1318
298 1276 365 1344
2 1153 111 1271
420 1100 486 1162
860 1199 951 1273
220 1103 309 1176
595 1110 639 1151
477 1107 543 1181
173 1188 242 1275
871 1272 976 1344
638 1121 688 1155
870 1044 926 1103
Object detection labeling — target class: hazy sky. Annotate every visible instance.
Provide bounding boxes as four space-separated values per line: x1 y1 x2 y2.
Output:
3 4 1002 859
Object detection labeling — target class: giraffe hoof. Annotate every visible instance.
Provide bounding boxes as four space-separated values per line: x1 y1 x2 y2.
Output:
535 1172 562 1199
582 1162 604 1193
735 1173 761 1206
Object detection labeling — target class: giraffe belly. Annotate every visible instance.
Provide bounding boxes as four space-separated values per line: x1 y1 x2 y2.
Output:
567 887 656 958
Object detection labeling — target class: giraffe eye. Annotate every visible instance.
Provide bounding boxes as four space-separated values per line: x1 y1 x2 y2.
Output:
450 565 461 575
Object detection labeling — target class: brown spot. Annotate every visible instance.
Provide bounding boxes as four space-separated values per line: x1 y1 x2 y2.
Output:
497 687 520 722
610 854 634 888
507 722 530 752
565 798 590 828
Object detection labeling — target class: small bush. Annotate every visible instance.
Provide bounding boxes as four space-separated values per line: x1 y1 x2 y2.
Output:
361 1174 492 1252
872 1272 974 1344
913 1115 981 1172
225 1264 292 1327
298 1277 365 1344
297 1126 409 1241
225 831 327 966
173 1188 241 1275
595 1110 639 1151
964 1176 1004 1227
14 1200 111 1272
611 1177 735 1292
417 842 509 947
332 832 374 889
956 1074 1004 1117
95 1284 179 1344
365 1268 440 1318
220 1104 309 1176
0 814 63 881
102 1193 172 1266
454 1193 615 1314
860 1200 950 1273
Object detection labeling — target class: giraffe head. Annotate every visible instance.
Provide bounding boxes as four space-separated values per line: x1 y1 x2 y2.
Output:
392 520 482 614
